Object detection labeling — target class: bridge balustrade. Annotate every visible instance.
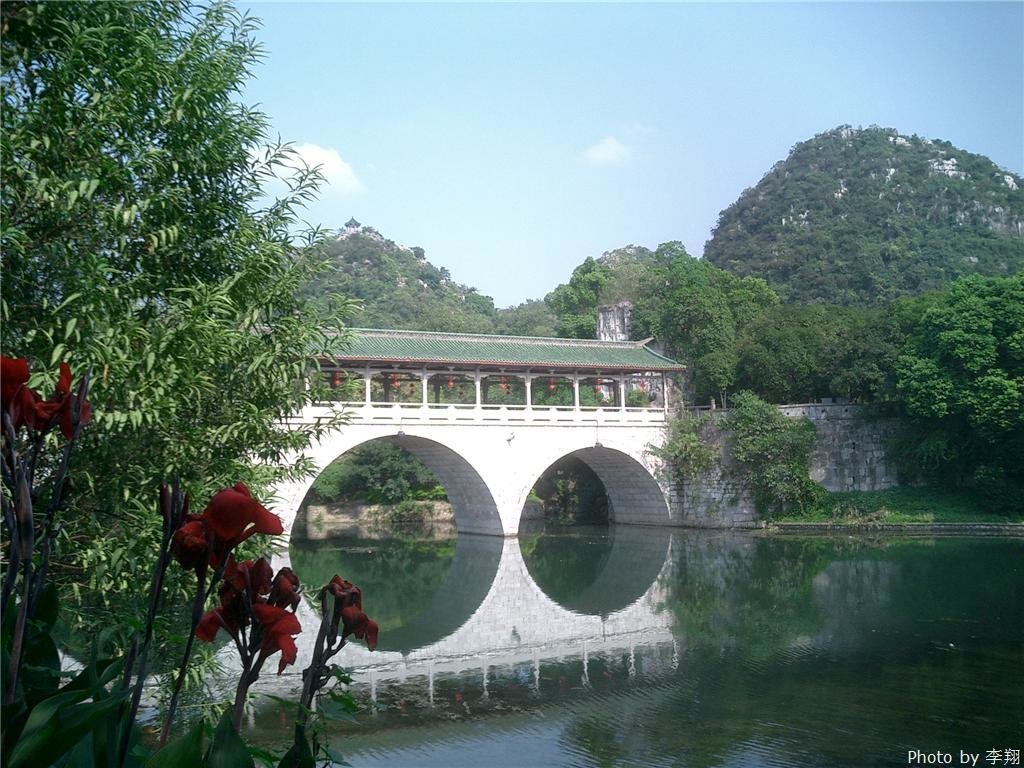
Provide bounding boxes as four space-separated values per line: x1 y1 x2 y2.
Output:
311 365 669 424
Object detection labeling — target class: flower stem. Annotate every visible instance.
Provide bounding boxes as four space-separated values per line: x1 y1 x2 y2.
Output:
3 560 32 705
159 565 208 746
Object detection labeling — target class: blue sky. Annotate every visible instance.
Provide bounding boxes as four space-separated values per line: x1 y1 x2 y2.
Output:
242 2 1024 308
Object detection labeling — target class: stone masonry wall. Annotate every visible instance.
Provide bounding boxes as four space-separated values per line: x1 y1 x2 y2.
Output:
779 404 901 493
669 404 902 528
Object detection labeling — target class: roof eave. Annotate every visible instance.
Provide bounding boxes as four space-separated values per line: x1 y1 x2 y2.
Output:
317 355 685 372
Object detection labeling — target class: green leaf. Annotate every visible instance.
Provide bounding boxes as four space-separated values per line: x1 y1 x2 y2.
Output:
276 737 314 768
8 688 127 768
145 721 204 768
59 658 124 694
205 709 254 768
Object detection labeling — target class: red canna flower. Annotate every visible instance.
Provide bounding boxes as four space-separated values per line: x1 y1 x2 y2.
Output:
202 483 283 558
326 576 361 609
269 567 301 611
53 361 91 439
1 356 61 433
253 603 302 674
340 605 379 651
224 556 274 597
170 517 210 571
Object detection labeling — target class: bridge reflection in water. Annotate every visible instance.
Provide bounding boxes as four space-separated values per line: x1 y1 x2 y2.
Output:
254 525 676 703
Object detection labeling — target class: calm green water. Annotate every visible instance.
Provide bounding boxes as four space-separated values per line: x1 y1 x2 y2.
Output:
257 526 1023 767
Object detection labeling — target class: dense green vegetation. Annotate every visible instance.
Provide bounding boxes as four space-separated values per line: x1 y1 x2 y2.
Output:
0 0 351 628
632 242 778 402
653 393 824 518
777 486 1024 524
306 222 498 332
303 228 661 339
310 442 446 505
704 126 1024 305
892 274 1023 504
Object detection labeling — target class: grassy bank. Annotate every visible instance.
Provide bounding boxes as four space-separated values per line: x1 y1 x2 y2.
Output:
775 486 1024 524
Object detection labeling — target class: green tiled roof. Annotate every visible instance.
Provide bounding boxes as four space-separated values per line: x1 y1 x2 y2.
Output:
327 329 685 372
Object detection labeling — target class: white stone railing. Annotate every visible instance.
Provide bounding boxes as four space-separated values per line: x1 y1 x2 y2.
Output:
301 401 667 425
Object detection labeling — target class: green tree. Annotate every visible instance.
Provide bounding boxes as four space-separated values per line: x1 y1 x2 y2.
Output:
723 391 824 517
633 243 778 404
311 442 444 504
732 304 898 404
1 1 351 622
893 274 1024 503
494 299 559 337
545 257 612 338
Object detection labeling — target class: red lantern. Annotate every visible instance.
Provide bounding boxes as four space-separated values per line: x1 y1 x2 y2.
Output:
639 381 646 392
548 378 556 393
447 376 455 389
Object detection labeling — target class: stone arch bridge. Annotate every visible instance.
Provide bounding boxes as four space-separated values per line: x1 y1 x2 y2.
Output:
271 329 687 537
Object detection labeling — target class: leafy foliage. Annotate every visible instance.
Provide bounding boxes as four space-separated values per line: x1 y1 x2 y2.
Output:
649 414 717 484
304 222 498 333
544 245 671 339
632 243 778 402
722 392 825 517
893 274 1023 506
705 125 1024 305
531 456 609 525
545 257 614 339
310 442 445 505
734 304 899 403
0 1 351 628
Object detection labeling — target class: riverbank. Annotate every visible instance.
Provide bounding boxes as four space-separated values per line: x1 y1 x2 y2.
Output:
769 522 1024 536
772 486 1024 529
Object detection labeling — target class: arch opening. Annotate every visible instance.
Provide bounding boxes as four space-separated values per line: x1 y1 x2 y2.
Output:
518 445 671 535
294 434 503 538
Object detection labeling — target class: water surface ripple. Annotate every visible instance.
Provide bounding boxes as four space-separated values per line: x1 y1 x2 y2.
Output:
245 526 1023 767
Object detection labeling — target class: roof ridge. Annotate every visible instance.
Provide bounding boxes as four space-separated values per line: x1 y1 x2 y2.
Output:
352 327 644 348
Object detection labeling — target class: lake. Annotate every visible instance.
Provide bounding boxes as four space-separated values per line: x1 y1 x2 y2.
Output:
246 523 1023 767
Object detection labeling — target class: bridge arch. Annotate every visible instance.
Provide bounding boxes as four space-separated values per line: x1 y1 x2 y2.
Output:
512 441 673 530
274 428 504 537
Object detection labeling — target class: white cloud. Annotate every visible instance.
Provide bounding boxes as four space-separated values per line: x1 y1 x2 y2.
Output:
582 136 631 166
282 142 364 194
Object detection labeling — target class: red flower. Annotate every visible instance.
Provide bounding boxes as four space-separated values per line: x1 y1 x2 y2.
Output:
170 485 283 574
170 517 210 571
340 605 378 651
53 362 91 439
323 576 377 650
1 356 60 433
269 567 301 610
203 482 283 554
326 576 361 609
253 603 302 674
197 557 278 642
224 556 273 597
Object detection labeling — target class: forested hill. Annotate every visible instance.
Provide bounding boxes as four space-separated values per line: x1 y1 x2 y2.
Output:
305 219 498 332
704 126 1024 305
305 221 661 336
